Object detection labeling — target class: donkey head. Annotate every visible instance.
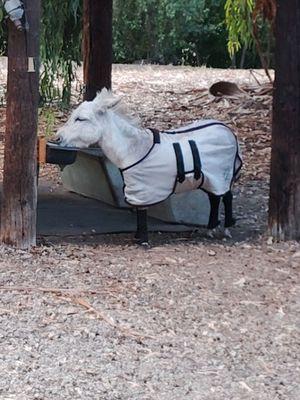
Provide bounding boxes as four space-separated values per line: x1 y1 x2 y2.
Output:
56 88 121 148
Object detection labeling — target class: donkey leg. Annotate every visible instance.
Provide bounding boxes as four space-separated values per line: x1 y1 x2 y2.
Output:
135 208 149 245
222 191 236 238
207 194 221 237
223 191 236 228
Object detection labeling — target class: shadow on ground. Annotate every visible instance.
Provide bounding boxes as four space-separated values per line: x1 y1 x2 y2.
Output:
0 179 268 247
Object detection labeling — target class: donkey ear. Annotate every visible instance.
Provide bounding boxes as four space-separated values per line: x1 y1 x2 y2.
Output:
93 88 108 110
95 87 108 99
93 88 121 112
104 96 122 109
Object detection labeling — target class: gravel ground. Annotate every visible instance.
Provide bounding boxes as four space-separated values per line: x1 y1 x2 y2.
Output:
0 64 299 400
0 238 299 400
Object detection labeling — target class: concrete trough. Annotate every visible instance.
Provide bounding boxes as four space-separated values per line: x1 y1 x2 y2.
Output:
60 148 210 226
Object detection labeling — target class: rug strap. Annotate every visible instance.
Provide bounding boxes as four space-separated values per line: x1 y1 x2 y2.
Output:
149 128 161 144
188 140 202 180
173 143 185 183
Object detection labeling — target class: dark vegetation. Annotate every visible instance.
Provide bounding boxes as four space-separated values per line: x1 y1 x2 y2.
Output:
0 0 273 104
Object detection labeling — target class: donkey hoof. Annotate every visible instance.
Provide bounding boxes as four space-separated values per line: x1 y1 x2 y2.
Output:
134 234 149 246
138 240 150 248
135 236 150 246
225 218 236 228
207 229 216 238
224 228 232 238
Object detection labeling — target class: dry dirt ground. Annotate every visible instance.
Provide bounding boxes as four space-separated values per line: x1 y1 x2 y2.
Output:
0 65 299 400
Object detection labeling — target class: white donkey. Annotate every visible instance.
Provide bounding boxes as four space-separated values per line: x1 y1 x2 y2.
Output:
57 88 242 244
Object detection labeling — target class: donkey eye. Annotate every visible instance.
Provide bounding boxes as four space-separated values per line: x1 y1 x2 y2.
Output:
75 117 86 122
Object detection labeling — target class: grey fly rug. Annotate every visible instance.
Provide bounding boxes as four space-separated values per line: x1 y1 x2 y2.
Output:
121 120 242 207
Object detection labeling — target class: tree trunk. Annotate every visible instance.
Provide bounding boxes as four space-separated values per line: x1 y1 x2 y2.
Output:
0 0 41 248
268 1 300 240
83 0 113 101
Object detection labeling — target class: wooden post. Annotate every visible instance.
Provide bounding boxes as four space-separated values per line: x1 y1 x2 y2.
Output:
0 0 41 248
83 0 113 101
268 0 300 240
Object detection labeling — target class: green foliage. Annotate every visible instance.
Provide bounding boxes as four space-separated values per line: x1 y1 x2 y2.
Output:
0 6 7 55
0 0 272 103
39 107 56 138
113 0 230 67
40 0 82 105
0 0 82 105
224 0 274 71
224 0 254 56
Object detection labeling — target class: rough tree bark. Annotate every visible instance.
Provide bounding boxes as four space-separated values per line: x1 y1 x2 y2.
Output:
0 0 41 248
83 0 113 101
269 0 300 240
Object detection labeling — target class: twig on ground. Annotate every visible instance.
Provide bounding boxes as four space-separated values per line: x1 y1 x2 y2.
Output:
0 285 110 296
69 296 156 341
249 69 264 85
0 285 155 340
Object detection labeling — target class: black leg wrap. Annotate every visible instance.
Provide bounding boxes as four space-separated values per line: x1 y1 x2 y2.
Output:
207 194 221 229
223 191 236 228
135 208 149 244
224 217 236 228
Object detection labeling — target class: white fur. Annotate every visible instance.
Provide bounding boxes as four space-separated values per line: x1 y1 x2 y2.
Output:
57 88 152 170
